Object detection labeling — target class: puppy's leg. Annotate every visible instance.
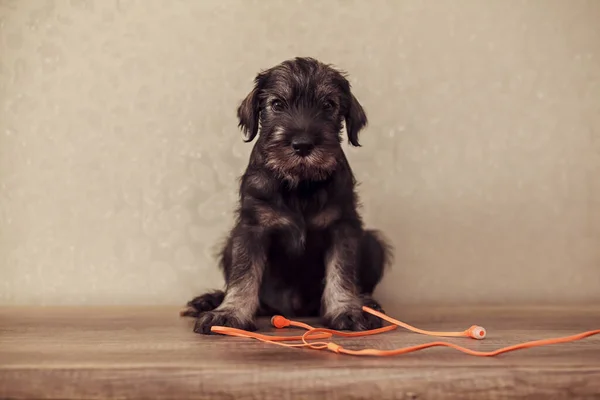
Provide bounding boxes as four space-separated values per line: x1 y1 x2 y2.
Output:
193 228 266 334
321 223 383 331
180 290 225 318
355 229 393 326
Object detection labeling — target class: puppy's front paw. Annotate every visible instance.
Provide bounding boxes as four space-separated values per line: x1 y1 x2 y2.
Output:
323 307 383 331
193 310 257 335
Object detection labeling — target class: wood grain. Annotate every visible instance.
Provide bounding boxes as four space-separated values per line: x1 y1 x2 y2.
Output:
1 305 599 399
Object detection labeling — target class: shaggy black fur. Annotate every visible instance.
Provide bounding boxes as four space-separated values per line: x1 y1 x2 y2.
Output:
181 57 392 334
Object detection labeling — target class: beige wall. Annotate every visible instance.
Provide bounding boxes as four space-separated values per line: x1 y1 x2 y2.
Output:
1 0 599 306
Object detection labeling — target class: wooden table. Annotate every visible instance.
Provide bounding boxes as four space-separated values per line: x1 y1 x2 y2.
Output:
1 305 599 399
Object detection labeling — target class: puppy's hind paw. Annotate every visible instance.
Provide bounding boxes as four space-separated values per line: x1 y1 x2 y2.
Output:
180 290 225 318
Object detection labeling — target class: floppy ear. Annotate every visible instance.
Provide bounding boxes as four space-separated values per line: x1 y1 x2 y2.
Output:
237 84 261 142
345 93 367 147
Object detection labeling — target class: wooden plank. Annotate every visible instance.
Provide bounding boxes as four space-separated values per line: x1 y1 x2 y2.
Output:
1 306 599 399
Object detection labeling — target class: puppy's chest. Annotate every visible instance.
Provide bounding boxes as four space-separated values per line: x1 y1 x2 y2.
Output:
281 183 341 230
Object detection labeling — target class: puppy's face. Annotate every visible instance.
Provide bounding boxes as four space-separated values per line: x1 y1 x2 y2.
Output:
237 57 367 182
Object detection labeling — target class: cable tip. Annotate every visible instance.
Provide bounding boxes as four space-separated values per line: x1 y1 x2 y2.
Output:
327 342 342 353
271 315 290 328
468 325 486 339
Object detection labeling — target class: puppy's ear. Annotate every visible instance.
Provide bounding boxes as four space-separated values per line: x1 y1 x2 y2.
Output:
237 86 260 142
237 72 268 142
344 92 367 147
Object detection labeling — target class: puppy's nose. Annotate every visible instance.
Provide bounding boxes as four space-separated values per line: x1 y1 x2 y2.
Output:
291 138 314 156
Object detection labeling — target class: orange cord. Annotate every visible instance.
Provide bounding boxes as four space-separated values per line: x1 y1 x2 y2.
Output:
209 306 600 357
362 306 486 339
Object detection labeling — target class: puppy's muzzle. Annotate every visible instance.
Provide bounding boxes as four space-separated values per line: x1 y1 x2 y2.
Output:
291 136 315 157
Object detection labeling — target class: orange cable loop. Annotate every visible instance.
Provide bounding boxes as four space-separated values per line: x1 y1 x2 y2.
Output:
209 306 600 357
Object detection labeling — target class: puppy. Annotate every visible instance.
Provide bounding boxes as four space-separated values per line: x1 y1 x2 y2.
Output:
182 57 392 334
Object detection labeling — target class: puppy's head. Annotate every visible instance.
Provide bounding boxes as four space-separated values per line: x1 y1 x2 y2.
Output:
237 57 367 182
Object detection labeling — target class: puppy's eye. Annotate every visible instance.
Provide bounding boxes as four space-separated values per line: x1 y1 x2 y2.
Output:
271 100 284 112
322 100 335 112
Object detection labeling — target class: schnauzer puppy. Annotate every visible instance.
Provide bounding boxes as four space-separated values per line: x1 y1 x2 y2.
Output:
182 57 392 334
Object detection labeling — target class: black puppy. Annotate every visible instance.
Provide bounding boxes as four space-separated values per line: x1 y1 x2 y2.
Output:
182 57 392 334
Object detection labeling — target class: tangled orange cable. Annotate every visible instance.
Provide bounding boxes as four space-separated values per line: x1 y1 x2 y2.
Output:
209 306 600 357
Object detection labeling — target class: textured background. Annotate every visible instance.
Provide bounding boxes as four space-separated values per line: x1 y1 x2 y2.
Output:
1 0 599 306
